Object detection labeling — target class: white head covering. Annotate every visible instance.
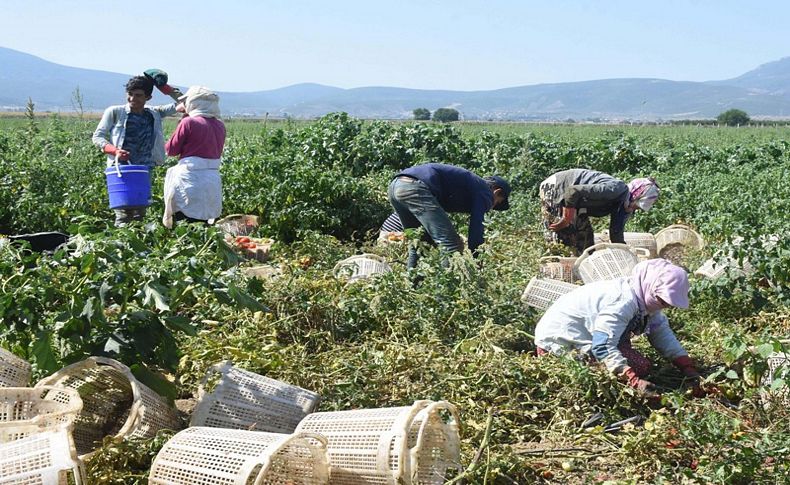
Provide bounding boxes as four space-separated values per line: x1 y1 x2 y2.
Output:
178 86 220 118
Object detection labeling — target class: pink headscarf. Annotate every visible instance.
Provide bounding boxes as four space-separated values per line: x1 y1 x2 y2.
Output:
630 259 689 313
627 177 660 211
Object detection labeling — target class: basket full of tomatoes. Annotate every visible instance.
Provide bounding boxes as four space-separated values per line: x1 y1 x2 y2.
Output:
226 235 273 262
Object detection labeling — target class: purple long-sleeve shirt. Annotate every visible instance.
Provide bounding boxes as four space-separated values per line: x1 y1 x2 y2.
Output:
165 116 226 159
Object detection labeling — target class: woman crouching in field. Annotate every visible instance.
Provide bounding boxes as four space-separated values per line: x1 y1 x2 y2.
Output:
162 86 226 228
534 259 703 395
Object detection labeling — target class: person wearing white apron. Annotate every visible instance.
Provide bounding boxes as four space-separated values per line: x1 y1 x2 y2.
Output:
162 86 226 228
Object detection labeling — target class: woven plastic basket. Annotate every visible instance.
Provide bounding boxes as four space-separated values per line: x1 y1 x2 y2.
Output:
0 428 85 485
215 214 259 237
0 386 83 443
538 256 578 283
0 347 31 388
655 224 704 255
294 400 461 485
594 231 658 258
149 427 330 485
35 357 181 458
521 277 580 311
191 361 321 434
333 254 392 283
694 256 749 279
574 243 640 284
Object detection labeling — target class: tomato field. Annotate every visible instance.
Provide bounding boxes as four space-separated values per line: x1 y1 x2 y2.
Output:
1 112 789 483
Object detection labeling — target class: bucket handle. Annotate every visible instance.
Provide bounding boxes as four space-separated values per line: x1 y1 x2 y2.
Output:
114 153 122 178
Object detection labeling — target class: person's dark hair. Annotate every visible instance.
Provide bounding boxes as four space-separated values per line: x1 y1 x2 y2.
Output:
125 76 154 96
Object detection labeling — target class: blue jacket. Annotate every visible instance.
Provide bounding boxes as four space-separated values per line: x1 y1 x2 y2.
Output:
397 163 494 250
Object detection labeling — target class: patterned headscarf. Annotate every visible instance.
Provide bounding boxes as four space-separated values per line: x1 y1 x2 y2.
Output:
627 177 659 211
630 259 689 314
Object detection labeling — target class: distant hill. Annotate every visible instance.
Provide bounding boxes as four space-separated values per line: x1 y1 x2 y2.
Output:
2 46 790 120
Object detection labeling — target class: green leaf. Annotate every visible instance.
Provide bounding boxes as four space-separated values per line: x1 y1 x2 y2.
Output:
32 332 58 373
725 370 739 380
130 364 177 403
164 315 197 336
770 378 786 392
227 283 270 312
756 343 774 359
144 283 170 311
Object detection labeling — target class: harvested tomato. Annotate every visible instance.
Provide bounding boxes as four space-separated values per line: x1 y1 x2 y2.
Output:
236 236 251 243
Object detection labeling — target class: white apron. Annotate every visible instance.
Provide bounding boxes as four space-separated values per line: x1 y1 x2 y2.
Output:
162 156 222 228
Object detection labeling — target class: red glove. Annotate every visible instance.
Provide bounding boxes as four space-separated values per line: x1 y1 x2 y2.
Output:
672 356 701 378
159 84 184 101
102 144 129 161
549 207 577 231
623 367 657 392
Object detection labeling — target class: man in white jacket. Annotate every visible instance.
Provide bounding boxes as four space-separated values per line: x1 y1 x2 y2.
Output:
535 259 701 393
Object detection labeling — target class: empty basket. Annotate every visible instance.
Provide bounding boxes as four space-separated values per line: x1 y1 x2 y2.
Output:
594 231 658 258
333 254 392 282
538 256 578 283
215 214 259 237
0 347 31 388
0 428 85 485
294 400 461 485
149 427 330 485
0 386 83 443
191 361 321 433
574 243 640 284
521 277 580 311
35 357 181 458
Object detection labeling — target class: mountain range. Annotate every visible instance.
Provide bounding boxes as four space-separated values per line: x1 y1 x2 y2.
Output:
2 46 790 120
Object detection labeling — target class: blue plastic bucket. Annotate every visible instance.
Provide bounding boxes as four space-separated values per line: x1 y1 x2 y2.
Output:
104 164 152 209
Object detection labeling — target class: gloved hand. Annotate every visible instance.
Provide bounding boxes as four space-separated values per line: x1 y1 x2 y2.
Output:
623 367 657 392
549 206 577 231
672 355 701 378
144 68 183 101
103 144 129 161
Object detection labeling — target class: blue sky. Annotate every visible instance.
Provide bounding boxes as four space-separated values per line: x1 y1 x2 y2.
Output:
2 0 788 92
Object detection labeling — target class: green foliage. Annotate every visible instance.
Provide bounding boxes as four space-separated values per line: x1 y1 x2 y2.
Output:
412 107 431 120
0 115 788 483
433 107 460 122
717 108 750 126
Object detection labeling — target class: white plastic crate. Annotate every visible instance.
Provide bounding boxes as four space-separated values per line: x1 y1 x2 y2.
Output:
0 386 83 443
594 231 658 258
760 344 790 408
574 243 641 284
333 254 392 283
191 361 321 434
521 277 580 311
35 357 181 458
294 400 461 485
149 427 330 485
0 428 85 485
538 256 578 283
215 213 259 237
0 347 31 388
